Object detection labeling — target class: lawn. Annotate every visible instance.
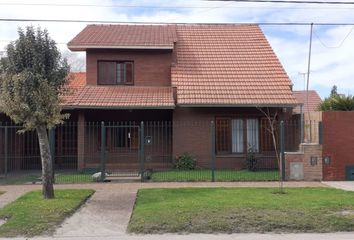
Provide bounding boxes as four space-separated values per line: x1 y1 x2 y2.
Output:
128 187 354 234
0 173 95 185
150 170 279 182
0 189 94 237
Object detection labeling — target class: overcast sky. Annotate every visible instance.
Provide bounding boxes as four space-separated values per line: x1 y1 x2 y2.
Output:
0 0 354 98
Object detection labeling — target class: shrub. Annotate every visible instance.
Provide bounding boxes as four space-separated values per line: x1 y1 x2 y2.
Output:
174 153 196 170
246 145 257 171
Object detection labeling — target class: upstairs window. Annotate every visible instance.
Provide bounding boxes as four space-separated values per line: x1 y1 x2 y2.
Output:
98 61 133 85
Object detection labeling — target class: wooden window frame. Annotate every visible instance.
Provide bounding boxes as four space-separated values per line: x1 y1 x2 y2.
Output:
97 60 134 85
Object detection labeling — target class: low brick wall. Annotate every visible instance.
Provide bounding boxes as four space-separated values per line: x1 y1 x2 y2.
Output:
285 143 322 181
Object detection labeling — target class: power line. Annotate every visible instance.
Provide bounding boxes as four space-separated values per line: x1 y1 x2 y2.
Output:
210 0 354 4
314 26 354 48
0 2 231 9
0 18 353 25
0 2 353 9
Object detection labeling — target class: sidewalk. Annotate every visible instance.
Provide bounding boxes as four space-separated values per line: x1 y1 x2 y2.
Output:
322 181 354 191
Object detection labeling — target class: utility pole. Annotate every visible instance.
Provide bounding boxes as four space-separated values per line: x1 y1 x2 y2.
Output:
305 23 314 142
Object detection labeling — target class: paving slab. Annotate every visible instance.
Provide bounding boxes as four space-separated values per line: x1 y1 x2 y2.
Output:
322 181 354 191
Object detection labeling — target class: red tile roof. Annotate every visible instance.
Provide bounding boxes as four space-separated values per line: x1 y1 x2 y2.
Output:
293 90 322 113
67 24 298 108
172 24 297 106
67 72 86 88
62 73 175 109
68 24 177 50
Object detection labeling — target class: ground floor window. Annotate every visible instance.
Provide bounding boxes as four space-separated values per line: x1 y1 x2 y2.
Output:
231 119 243 153
247 119 259 152
216 118 260 154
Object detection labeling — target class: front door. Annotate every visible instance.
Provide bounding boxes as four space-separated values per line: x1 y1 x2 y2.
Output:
105 125 140 176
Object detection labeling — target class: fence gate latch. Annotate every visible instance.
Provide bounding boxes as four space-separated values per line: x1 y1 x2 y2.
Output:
145 136 152 145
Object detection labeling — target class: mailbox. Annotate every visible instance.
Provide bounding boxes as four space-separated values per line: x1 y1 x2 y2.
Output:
145 136 152 145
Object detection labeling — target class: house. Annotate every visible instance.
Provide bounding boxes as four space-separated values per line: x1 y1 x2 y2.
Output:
0 24 298 174
292 90 322 143
60 24 297 172
293 90 322 116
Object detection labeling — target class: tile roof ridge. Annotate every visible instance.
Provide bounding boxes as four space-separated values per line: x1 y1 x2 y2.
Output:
83 85 173 89
84 23 259 27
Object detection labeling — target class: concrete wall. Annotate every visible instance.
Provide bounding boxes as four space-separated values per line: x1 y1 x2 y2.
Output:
322 112 354 180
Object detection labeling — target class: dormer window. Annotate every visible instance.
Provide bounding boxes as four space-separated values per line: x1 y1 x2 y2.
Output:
98 61 134 85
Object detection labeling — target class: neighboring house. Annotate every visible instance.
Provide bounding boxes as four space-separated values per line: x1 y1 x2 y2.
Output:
0 24 298 172
293 90 322 116
292 90 322 143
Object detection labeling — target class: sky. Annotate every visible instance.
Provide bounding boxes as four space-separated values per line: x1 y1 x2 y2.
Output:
0 0 354 98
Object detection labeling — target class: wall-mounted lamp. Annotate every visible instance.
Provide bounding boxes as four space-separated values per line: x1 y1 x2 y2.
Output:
324 156 331 165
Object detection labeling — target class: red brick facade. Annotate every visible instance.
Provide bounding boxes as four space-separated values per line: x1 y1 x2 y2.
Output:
285 144 322 181
322 112 354 180
172 107 288 169
86 49 173 86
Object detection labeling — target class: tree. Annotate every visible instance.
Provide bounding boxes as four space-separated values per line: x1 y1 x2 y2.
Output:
0 26 70 199
257 107 284 193
318 86 354 111
330 85 338 97
62 50 85 72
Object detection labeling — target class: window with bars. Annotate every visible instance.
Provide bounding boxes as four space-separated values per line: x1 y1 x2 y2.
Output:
216 118 260 154
98 61 134 85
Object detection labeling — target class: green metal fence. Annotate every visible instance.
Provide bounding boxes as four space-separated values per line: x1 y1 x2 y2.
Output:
0 119 321 184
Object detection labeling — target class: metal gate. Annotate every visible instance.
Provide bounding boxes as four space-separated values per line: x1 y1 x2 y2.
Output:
0 125 41 176
101 123 141 179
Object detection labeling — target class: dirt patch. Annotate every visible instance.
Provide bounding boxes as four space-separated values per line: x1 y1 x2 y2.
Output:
0 218 7 227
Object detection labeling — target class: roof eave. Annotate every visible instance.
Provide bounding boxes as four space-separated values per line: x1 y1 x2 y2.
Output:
177 103 298 108
67 44 174 51
62 105 175 110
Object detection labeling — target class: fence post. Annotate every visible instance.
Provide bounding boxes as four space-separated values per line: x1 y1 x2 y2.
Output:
4 126 8 176
318 121 323 144
49 128 55 183
280 121 285 181
139 121 145 182
211 121 216 182
300 104 304 143
100 121 106 182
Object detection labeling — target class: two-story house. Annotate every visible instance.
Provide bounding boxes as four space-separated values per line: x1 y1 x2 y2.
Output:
62 24 297 172
0 23 299 175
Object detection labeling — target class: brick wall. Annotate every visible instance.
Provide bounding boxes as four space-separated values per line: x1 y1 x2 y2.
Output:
323 112 354 180
285 143 322 181
86 49 173 86
172 107 288 169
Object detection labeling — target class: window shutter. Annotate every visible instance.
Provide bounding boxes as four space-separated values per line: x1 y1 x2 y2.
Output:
260 118 278 152
125 62 134 84
98 61 116 85
216 118 231 153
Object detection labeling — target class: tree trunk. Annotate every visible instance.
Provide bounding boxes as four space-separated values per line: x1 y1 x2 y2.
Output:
36 125 55 199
